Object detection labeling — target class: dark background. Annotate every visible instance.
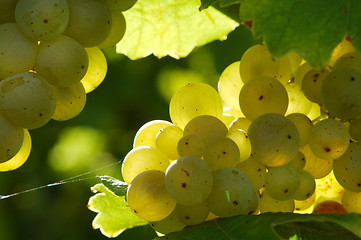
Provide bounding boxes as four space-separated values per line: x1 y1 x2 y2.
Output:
0 24 255 240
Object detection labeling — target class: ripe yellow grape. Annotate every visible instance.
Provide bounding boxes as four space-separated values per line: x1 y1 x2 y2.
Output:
226 129 252 163
333 52 361 71
285 82 312 115
294 192 316 213
302 68 330 104
342 190 361 214
286 113 313 146
149 210 186 235
0 113 24 163
177 134 205 158
133 120 172 149
173 202 209 226
220 112 236 129
97 11 126 49
229 117 252 132
127 170 176 222
235 155 267 191
328 39 355 67
300 144 333 179
155 125 183 160
293 170 316 201
288 151 306 171
258 190 294 213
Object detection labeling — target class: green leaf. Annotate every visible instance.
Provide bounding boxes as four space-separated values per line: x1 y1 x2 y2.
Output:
156 213 361 240
239 0 359 68
116 0 239 60
87 183 147 238
97 175 128 196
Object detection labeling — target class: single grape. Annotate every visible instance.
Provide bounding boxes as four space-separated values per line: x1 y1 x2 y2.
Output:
235 155 267 191
300 144 333 179
247 113 300 167
239 76 289 121
149 210 185 235
315 170 344 202
349 119 361 141
220 112 236 129
284 82 312 115
302 68 330 104
52 82 86 121
229 117 252 132
342 190 361 214
293 170 316 201
15 0 69 41
121 146 169 185
155 125 183 160
105 0 138 11
286 113 313 146
207 168 254 217
164 156 213 206
169 83 223 129
294 192 316 213
133 120 172 149
288 151 306 171
0 23 38 80
0 113 24 163
328 39 355 67
313 200 347 214
64 0 112 47
0 72 56 129
226 129 252 163
97 11 126 49
173 202 209 226
127 170 176 222
177 134 205 158
333 52 361 71
81 47 107 93
308 118 349 160
0 0 18 24
258 190 294 213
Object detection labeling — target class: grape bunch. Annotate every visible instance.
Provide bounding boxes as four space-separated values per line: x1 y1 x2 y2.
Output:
0 0 137 171
122 39 361 234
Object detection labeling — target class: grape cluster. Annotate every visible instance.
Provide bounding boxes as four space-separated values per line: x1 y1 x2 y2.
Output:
122 39 361 234
0 0 136 171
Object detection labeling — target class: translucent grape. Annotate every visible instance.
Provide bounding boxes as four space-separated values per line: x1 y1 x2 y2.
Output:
98 11 126 49
300 144 333 179
0 23 38 80
321 67 361 120
342 190 361 214
247 113 300 167
149 210 185 235
244 191 259 215
64 0 112 47
133 120 172 149
0 0 17 24
292 62 312 88
105 0 138 11
169 83 223 129
293 170 316 201
258 190 294 213
328 39 355 67
294 192 316 213
265 164 300 200
308 118 349 160
333 52 361 71
177 134 205 158
173 202 209 226
15 0 69 41
302 68 330 104
164 156 213 205
239 44 293 85
313 200 347 214
203 137 240 171
52 82 86 121
127 170 176 222
315 170 344 203
288 151 306 171
0 113 24 163
81 47 107 93
155 125 183 160
285 82 312 115
121 146 169 185
183 115 228 146
235 155 267 191
307 102 321 121
226 129 252 163
0 129 31 172
239 76 288 121
229 117 252 132
0 72 56 129
349 119 361 141
286 113 313 146
207 168 254 217
220 112 236 129
333 142 361 192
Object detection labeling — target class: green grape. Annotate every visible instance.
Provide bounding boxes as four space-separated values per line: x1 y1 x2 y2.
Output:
235 155 267 191
223 106 244 118
0 23 38 80
98 11 126 49
169 83 223 129
292 62 312 88
121 146 170 185
349 119 361 141
258 190 294 213
207 168 254 217
244 191 259 215
229 117 252 132
0 129 31 172
239 44 293 85
164 156 213 205
105 0 138 11
342 189 361 214
288 151 306 171
0 0 17 24
220 112 236 129
64 0 112 47
294 192 316 213
307 102 321 121
177 134 205 158
333 142 361 192
0 112 24 163
333 52 361 71
239 76 289 121
226 129 252 163
247 113 300 167
15 0 69 41
329 39 355 67
218 61 244 112
81 47 107 93
173 202 209 226
52 82 86 121
286 113 313 146
149 210 185 235
155 125 183 160
293 170 316 201
265 164 300 200
127 170 176 222
316 170 344 202
36 35 89 87
285 82 312 115
302 68 330 104
133 120 172 149
203 136 240 171
0 72 56 129
300 144 333 179
322 67 361 120
183 115 228 146
308 118 350 160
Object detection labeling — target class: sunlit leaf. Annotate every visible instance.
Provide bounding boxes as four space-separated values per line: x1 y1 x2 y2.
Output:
97 175 128 196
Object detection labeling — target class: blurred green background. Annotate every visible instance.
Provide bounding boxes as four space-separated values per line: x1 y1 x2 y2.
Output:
0 24 255 240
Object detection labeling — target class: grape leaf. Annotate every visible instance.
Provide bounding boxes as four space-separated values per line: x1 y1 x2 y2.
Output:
116 0 239 60
87 183 147 238
156 212 361 240
97 175 128 196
